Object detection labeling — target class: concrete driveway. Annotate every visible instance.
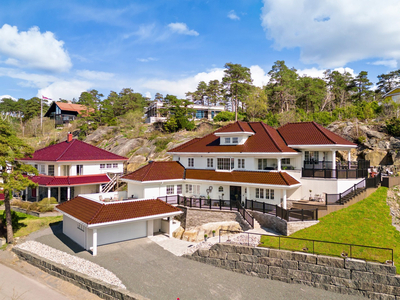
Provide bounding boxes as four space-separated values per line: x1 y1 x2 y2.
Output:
29 223 364 300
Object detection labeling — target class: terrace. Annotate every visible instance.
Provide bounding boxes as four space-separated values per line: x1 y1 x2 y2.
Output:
301 160 370 179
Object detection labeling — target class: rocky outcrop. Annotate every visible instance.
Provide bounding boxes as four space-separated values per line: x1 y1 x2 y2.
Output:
173 221 242 242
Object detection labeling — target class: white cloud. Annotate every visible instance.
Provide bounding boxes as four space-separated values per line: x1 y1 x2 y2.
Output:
297 67 356 78
250 65 270 87
0 24 72 72
371 60 398 69
137 57 158 62
76 70 115 81
261 0 400 68
228 10 240 20
0 95 17 101
0 67 58 88
37 80 92 101
167 23 199 36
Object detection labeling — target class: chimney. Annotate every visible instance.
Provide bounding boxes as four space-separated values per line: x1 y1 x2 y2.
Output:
67 132 73 143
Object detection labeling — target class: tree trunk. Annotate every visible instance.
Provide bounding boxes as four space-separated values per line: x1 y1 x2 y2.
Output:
4 189 14 244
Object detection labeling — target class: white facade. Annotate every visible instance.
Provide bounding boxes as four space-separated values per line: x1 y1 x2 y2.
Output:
27 161 124 176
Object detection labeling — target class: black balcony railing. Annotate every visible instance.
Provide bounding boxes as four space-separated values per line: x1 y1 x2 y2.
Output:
302 160 370 179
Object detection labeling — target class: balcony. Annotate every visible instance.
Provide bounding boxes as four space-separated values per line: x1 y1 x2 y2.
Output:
302 160 370 179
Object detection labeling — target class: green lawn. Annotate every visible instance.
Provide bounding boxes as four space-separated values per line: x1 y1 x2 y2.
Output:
260 187 399 268
0 210 63 238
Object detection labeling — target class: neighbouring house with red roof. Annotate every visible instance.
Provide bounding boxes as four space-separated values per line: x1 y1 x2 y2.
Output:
121 121 364 209
44 101 93 126
21 133 127 202
55 196 182 255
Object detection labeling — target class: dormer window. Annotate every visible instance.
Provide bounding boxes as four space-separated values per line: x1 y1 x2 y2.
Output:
232 137 238 144
225 137 231 144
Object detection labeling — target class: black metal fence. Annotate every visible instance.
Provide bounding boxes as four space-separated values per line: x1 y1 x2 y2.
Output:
302 160 370 179
219 230 394 265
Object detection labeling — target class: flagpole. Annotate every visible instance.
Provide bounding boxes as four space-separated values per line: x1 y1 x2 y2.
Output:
41 96 43 134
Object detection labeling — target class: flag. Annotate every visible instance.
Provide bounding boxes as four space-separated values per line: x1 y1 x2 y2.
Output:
42 95 52 100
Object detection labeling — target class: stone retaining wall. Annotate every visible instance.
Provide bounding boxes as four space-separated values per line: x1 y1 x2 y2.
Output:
185 243 399 299
251 211 318 235
12 247 147 300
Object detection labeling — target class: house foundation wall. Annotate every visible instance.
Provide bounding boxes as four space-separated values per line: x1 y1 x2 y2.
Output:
185 243 398 299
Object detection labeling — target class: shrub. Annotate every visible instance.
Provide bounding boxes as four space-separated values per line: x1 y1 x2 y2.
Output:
357 135 367 144
37 197 57 212
386 118 400 137
213 111 235 122
154 138 173 152
1 210 21 230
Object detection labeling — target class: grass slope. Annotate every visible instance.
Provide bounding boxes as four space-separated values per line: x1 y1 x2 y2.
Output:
260 187 400 269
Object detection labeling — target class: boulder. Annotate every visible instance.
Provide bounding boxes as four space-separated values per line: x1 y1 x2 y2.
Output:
180 221 242 242
85 126 116 144
126 155 147 172
108 138 146 157
364 150 389 166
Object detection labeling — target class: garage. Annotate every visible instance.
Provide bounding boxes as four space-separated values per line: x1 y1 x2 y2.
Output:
56 196 182 255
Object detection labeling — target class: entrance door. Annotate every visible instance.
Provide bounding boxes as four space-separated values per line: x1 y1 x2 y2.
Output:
230 186 241 203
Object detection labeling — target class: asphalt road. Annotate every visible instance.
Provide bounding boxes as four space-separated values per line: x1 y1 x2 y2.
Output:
31 224 366 300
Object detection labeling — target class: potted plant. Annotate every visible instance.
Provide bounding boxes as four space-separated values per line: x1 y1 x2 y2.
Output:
309 189 312 200
212 230 216 237
204 234 208 241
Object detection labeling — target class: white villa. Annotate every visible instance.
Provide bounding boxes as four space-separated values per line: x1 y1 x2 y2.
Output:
144 101 225 123
21 133 127 202
122 121 364 208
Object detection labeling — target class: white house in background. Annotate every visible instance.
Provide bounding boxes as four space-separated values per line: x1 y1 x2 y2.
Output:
144 101 225 123
55 195 182 256
121 121 363 208
21 133 127 202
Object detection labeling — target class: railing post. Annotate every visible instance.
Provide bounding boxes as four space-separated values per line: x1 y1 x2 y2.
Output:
301 209 304 221
209 198 211 210
190 197 192 208
251 200 254 211
199 198 201 209
230 200 232 211
275 205 278 217
263 202 265 214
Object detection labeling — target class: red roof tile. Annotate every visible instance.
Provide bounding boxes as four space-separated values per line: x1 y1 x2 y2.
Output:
217 121 254 133
169 121 296 153
29 174 110 186
56 102 92 114
122 161 185 182
21 139 127 162
185 169 300 186
278 122 356 146
56 197 181 225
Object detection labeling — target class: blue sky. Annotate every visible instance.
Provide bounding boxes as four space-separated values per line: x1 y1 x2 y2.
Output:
1 0 400 101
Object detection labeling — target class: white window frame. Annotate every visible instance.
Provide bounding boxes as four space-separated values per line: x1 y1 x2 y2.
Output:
282 158 290 165
188 158 194 167
238 159 245 169
225 137 231 144
100 164 105 169
48 165 55 176
207 158 214 168
113 163 118 168
177 184 182 194
232 137 238 144
217 158 234 171
166 185 174 195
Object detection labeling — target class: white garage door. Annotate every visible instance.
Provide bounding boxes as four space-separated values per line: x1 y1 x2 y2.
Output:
97 221 147 246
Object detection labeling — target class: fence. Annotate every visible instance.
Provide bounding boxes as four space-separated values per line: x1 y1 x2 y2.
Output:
302 168 368 179
219 230 394 265
245 199 318 221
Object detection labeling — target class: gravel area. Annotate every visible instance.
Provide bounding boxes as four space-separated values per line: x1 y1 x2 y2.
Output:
185 232 261 255
16 241 126 289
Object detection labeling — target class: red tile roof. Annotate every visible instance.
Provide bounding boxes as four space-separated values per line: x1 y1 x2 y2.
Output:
122 161 299 186
217 121 254 133
0 193 3 200
29 174 110 186
278 122 356 146
185 169 300 186
169 121 296 153
56 102 92 114
122 161 185 182
21 139 127 162
56 197 181 225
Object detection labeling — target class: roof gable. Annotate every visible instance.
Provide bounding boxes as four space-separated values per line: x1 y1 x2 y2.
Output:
29 174 110 186
21 139 127 162
278 122 356 146
56 197 181 225
169 121 296 153
122 161 185 182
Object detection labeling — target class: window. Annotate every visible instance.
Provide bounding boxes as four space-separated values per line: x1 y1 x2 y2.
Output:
40 164 45 175
305 151 319 162
265 189 270 199
100 164 105 169
256 188 260 198
218 186 224 192
177 185 182 194
113 163 118 168
238 159 245 169
76 165 83 175
270 189 274 200
257 159 268 170
48 165 54 176
106 163 112 168
63 165 70 176
207 158 214 168
217 158 234 170
166 185 174 195
188 158 194 167
281 158 290 165
34 164 38 171
224 137 231 144
185 184 200 195
232 137 238 144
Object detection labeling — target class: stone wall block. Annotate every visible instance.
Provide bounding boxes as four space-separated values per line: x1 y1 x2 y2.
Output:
330 276 357 289
221 260 236 270
387 276 400 287
287 269 312 281
299 262 351 278
252 247 270 257
205 257 222 267
236 261 253 272
270 276 291 283
252 263 268 274
209 250 226 260
366 291 396 300
292 252 317 264
269 266 289 277
282 260 298 270
240 254 258 263
212 243 236 253
235 245 253 255
198 249 210 257
226 253 240 261
311 273 332 285
345 258 367 271
366 262 397 276
373 283 395 295
317 255 345 268
269 249 292 260
258 257 283 267
352 271 375 283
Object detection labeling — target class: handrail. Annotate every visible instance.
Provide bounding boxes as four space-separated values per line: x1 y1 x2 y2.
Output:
218 229 394 265
236 200 254 228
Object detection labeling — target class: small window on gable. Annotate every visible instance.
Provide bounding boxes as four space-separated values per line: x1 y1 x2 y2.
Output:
225 137 231 144
100 164 105 169
232 137 238 144
218 186 223 192
188 158 194 167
